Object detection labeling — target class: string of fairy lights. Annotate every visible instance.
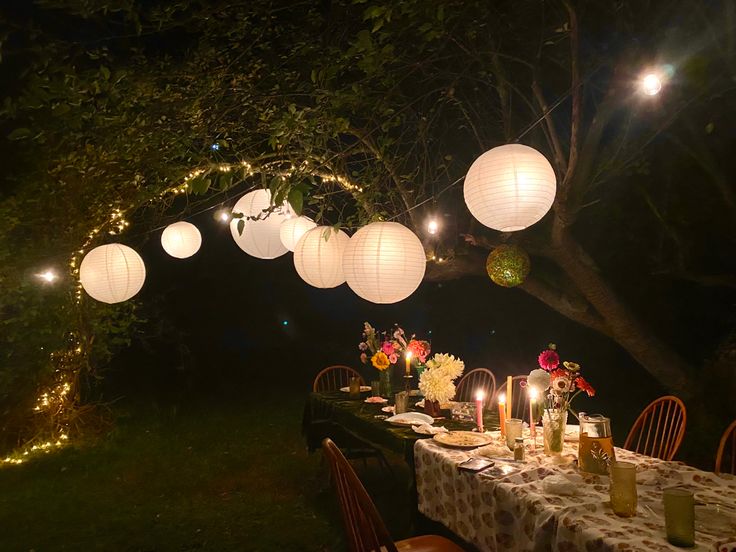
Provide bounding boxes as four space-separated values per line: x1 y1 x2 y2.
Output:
9 68 669 466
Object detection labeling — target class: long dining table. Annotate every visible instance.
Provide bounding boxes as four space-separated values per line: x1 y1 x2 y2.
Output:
415 429 736 552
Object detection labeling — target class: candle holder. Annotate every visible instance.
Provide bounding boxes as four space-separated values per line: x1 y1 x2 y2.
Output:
403 374 413 393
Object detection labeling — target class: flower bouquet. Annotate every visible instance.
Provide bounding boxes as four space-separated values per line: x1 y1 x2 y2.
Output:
528 343 595 455
359 323 430 396
418 353 464 416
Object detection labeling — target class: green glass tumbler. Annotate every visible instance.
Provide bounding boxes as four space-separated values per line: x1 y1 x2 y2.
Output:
609 461 637 517
663 487 695 547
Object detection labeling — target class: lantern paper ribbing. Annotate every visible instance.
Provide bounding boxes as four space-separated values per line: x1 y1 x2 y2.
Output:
160 221 202 259
342 222 426 304
230 189 290 259
464 144 556 232
280 216 317 252
79 244 146 303
293 226 349 288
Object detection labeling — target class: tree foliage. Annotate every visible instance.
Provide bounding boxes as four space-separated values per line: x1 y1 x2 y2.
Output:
1 0 734 446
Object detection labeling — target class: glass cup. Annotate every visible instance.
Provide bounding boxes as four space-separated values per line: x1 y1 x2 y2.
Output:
394 391 409 414
349 376 361 399
663 487 695 547
371 380 381 397
609 461 637 517
505 418 523 450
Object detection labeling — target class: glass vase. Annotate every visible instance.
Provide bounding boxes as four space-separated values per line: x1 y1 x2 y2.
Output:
542 409 568 455
378 370 391 398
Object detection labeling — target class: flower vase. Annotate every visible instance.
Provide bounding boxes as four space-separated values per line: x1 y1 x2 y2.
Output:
424 399 441 417
378 370 392 398
543 409 568 455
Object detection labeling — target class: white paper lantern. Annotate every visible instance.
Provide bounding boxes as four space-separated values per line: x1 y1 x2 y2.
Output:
464 144 557 232
160 221 202 259
342 222 426 304
293 226 350 288
230 189 290 259
280 216 317 252
79 244 146 304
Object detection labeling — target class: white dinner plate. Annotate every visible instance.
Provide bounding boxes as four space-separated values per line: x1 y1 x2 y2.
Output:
433 431 495 449
386 412 434 427
339 386 372 393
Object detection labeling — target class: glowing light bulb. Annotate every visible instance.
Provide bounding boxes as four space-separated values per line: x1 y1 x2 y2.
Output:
216 210 231 223
427 219 439 235
641 73 662 96
37 269 58 283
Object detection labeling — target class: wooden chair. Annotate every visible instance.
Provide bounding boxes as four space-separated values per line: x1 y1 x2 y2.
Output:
313 365 365 392
455 368 497 406
322 438 465 552
623 396 687 461
715 419 736 475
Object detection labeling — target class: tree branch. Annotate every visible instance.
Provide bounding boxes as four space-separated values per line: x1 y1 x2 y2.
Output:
562 0 581 185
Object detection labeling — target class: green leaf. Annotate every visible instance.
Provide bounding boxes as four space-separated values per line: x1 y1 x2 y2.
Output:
189 176 210 195
7 128 32 140
288 189 303 215
237 219 245 236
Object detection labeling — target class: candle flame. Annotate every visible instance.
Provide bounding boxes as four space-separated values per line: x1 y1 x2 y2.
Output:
475 389 485 401
528 387 539 400
498 392 506 404
405 351 413 360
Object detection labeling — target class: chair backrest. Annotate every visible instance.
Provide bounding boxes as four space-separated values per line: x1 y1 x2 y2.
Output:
313 365 365 392
322 438 397 552
623 395 687 461
491 375 529 422
455 368 497 407
715 419 736 475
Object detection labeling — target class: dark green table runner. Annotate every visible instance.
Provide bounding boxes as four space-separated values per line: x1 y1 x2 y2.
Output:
302 391 501 465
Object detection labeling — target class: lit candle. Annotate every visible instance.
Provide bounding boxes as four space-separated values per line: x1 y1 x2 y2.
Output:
405 351 413 376
475 390 485 432
506 376 512 421
529 387 538 448
498 393 506 437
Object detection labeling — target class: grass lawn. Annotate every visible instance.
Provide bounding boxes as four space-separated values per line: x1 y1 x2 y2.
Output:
0 392 345 552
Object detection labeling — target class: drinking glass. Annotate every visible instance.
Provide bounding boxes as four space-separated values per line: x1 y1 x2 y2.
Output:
663 487 695 547
609 461 637 517
349 376 361 399
394 391 409 414
505 418 523 450
371 380 381 397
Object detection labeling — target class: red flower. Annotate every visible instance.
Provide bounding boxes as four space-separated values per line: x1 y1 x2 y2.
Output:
575 376 596 397
538 349 560 371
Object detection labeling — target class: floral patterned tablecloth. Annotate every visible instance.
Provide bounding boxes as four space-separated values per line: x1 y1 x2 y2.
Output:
415 431 736 552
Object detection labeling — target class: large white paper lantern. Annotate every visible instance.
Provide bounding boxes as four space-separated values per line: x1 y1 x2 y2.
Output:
342 222 426 304
230 189 290 259
160 221 202 259
464 144 557 232
280 216 317 252
79 243 146 304
293 226 350 288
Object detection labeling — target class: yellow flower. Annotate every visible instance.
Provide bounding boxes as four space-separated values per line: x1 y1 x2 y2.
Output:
563 361 580 372
371 351 390 371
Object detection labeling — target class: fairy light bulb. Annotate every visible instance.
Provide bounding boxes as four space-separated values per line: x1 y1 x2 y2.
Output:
37 269 58 283
427 219 439 235
641 73 663 96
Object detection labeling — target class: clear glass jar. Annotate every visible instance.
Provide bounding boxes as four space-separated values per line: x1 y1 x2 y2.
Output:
514 437 525 461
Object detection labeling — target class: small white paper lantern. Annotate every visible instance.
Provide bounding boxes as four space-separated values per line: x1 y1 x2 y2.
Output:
79 243 146 304
230 189 290 259
342 222 426 304
293 226 350 288
463 144 557 232
280 216 317 252
160 221 202 259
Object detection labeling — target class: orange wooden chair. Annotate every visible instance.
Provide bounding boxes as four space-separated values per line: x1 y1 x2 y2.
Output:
322 438 465 552
313 365 365 392
715 419 736 475
455 368 497 406
623 396 687 460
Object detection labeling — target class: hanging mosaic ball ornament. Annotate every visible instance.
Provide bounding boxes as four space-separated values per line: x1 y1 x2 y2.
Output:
486 244 530 287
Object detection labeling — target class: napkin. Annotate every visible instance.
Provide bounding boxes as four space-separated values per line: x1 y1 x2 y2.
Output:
476 443 513 459
412 423 448 435
542 474 579 496
717 541 736 552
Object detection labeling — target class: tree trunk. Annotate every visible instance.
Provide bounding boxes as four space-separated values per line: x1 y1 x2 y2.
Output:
551 221 694 400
